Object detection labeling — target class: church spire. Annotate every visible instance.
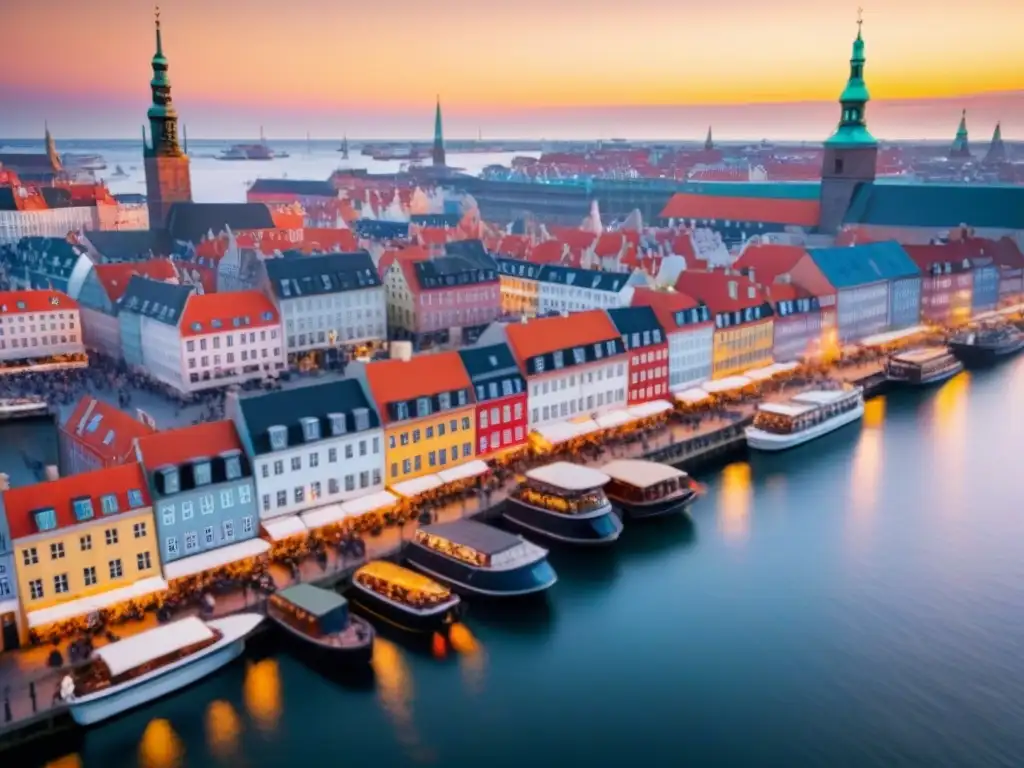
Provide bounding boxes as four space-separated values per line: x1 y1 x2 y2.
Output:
825 10 876 148
432 95 446 167
146 5 182 157
950 109 971 157
984 121 1006 165
704 126 714 151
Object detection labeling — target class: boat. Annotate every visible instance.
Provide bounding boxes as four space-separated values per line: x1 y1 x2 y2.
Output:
110 165 128 179
405 519 557 597
267 584 374 664
745 387 865 452
350 560 461 634
503 462 623 545
216 143 275 161
0 396 48 419
884 347 963 386
599 459 699 519
948 325 1024 367
61 614 262 726
63 153 107 171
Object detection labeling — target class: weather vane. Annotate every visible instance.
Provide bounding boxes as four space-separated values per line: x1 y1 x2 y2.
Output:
155 4 161 27
857 7 863 27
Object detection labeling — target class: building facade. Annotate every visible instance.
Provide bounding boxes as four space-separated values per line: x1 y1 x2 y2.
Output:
971 261 1000 314
0 487 18 651
495 257 542 317
766 288 823 363
535 265 646 315
134 420 259 565
0 290 84 364
607 306 670 404
458 343 529 458
227 379 384 519
60 395 157 476
630 287 714 391
904 246 975 326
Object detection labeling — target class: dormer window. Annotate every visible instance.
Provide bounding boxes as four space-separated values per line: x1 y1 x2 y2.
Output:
161 466 180 494
128 489 145 507
328 413 347 437
438 392 451 410
605 341 615 356
222 451 242 481
534 356 545 373
594 343 603 358
417 397 431 417
100 494 119 515
301 417 321 442
631 333 641 348
352 407 370 432
193 459 212 486
572 347 585 365
268 425 288 451
552 350 564 369
33 507 58 532
72 497 95 522
456 389 467 407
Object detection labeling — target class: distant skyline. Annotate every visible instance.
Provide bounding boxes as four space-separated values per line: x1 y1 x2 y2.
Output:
2 0 1021 142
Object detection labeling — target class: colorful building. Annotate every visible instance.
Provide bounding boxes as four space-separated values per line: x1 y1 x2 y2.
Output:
458 343 529 458
60 395 157 476
630 287 714 391
660 192 821 248
0 289 84 365
352 352 476 484
535 265 648 315
988 238 1024 308
675 271 774 379
606 306 670 404
3 463 163 644
903 244 975 326
495 258 543 317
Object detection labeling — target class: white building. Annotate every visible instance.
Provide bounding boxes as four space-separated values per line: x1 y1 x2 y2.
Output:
118 276 285 395
631 288 715 391
0 289 84 363
226 379 385 520
0 206 96 245
262 250 386 365
535 265 648 315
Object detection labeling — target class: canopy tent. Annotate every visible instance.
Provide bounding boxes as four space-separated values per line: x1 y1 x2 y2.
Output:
859 325 928 347
674 388 710 405
742 366 777 382
26 575 169 629
163 538 271 582
701 376 752 394
261 515 307 542
594 410 636 430
531 418 599 446
437 459 490 484
627 399 674 419
95 617 214 677
342 490 399 516
390 474 444 499
300 503 346 531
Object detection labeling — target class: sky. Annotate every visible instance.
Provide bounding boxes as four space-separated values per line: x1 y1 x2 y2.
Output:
1 0 1021 141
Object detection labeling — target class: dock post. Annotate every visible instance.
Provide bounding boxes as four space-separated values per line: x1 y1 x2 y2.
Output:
28 682 36 713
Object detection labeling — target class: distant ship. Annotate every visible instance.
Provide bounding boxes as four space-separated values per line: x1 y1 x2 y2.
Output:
217 126 286 161
64 153 107 171
110 165 129 179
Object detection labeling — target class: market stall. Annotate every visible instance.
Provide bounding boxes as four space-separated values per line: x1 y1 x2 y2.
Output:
674 388 711 410
163 538 271 599
594 410 637 430
702 376 753 395
262 515 309 560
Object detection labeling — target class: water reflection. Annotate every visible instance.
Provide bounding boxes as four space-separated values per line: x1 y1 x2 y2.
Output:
931 371 971 503
43 755 83 768
138 718 184 768
372 636 430 757
243 658 282 735
450 623 487 697
206 699 242 760
849 397 886 519
718 462 752 542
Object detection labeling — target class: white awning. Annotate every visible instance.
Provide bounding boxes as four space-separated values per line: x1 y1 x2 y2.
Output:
859 324 928 347
0 599 20 616
96 617 214 677
342 490 399 517
674 388 710 405
163 538 271 582
300 503 347 530
261 515 307 542
595 410 636 429
572 418 601 436
743 366 777 381
702 376 752 394
773 361 801 374
532 422 580 446
437 459 490 484
628 399 674 419
390 474 444 499
27 575 169 629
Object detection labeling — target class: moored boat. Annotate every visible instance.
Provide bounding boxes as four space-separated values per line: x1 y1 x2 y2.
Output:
948 325 1024 367
745 387 865 452
350 561 461 634
599 459 699 519
61 613 263 726
268 584 374 664
405 520 557 597
884 347 963 386
503 462 623 545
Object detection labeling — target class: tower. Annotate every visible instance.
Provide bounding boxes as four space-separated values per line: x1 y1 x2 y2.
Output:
143 6 192 228
984 122 1007 166
704 126 714 152
949 109 972 159
819 12 878 234
432 96 446 167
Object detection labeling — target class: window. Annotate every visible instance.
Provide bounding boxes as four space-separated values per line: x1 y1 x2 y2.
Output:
22 547 38 566
294 486 305 504
225 455 242 480
345 444 354 459
132 521 147 539
165 536 178 557
201 495 214 515
181 501 194 521
222 520 235 541
346 474 356 491
273 460 284 475
262 494 270 512
136 551 152 571
193 461 212 486
105 528 119 546
464 442 472 456
109 558 123 579
360 471 369 488
328 447 337 463
329 477 340 494
53 573 69 594
221 489 234 508
50 542 65 560
239 484 252 504
452 444 459 460
291 456 302 471
261 464 269 478
73 497 95 521
309 452 319 468
33 508 57 532
29 579 43 600
83 566 97 586
185 531 199 552
481 410 488 429
372 469 381 486
242 516 254 535
80 534 92 551
128 489 145 507
100 494 119 515
276 490 287 507
161 504 175 526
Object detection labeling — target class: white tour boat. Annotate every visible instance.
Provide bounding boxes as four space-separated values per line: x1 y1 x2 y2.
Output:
745 387 865 452
62 613 263 726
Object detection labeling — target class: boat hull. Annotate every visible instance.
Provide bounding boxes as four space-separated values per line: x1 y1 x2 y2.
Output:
887 363 963 387
349 584 460 635
608 489 697 520
268 608 374 664
502 499 623 545
746 401 865 452
949 339 1024 368
405 543 557 597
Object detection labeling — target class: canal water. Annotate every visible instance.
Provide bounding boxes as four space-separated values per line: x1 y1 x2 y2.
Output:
30 360 1024 768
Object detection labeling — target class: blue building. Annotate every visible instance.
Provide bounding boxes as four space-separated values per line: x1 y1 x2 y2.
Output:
117 275 194 370
970 259 1001 314
0 489 19 651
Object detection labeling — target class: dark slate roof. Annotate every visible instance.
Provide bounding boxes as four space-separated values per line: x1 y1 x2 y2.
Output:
0 153 55 172
114 193 146 204
166 202 275 244
495 257 543 280
538 264 630 292
0 188 21 211
458 343 526 402
844 183 1024 230
352 219 409 239
264 251 380 299
276 584 348 617
39 188 73 208
118 275 194 325
151 451 251 498
236 378 381 455
606 306 665 347
419 519 520 555
411 213 461 227
807 241 921 290
85 230 174 262
10 237 86 277
412 241 498 290
248 178 337 197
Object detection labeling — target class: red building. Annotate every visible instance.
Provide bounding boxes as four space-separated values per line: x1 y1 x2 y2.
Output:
59 396 157 476
903 244 975 325
458 343 529 458
606 306 670 404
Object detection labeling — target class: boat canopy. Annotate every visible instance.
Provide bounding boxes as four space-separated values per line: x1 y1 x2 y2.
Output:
758 401 818 418
273 584 349 635
890 347 950 365
356 561 451 600
525 462 610 492
95 617 214 677
791 388 857 406
600 459 687 488
860 324 928 347
627 399 674 419
702 376 752 394
163 538 270 582
26 576 168 629
437 459 489 485
674 388 710 405
390 474 444 499
261 515 307 542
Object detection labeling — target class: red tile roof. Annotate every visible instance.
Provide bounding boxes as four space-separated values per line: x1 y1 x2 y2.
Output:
630 286 709 331
270 209 305 229
504 310 621 363
300 227 357 253
0 289 77 314
62 396 157 464
493 235 532 260
362 352 473 424
660 193 821 227
135 420 243 470
178 290 279 337
529 240 571 265
3 462 151 541
675 270 767 314
416 227 450 247
379 245 429 277
93 259 178 302
545 226 597 251
733 244 809 281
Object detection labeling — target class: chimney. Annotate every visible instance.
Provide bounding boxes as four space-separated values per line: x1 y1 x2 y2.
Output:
727 280 738 300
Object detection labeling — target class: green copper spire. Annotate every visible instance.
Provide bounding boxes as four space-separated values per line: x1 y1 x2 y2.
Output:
145 6 182 157
950 109 971 157
825 11 876 148
432 95 446 167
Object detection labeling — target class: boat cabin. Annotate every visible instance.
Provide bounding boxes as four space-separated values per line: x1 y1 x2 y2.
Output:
511 462 611 516
414 520 540 569
355 561 453 609
752 389 862 435
600 459 692 503
269 584 352 640
72 617 219 696
886 347 959 382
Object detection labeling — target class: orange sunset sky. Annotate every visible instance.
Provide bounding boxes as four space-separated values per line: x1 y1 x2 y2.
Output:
1 0 1021 141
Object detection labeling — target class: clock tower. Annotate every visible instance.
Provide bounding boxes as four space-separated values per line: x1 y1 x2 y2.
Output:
143 7 192 228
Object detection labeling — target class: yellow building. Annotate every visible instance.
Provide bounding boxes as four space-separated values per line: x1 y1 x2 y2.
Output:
497 261 541 317
4 462 163 643
356 352 478 484
712 318 775 379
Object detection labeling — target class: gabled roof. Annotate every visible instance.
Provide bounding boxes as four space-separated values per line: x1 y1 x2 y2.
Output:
118 275 194 326
248 178 337 197
93 259 178 302
265 251 380 299
362 352 472 422
606 305 665 342
167 203 275 244
495 257 544 280
179 290 279 337
411 241 498 291
458 343 525 388
807 241 921 290
675 270 769 314
660 192 821 227
733 244 809 279
2 462 151 541
0 289 77 313
84 230 174 261
630 286 710 331
135 420 243 470
903 243 977 274
537 264 631 292
843 183 1024 230
505 310 621 362
62 395 156 464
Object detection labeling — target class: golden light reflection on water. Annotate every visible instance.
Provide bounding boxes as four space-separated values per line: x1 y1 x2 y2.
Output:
138 718 184 768
931 371 971 503
205 699 242 760
43 755 83 768
718 462 752 542
450 622 487 696
371 636 421 749
849 398 886 521
243 658 282 734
